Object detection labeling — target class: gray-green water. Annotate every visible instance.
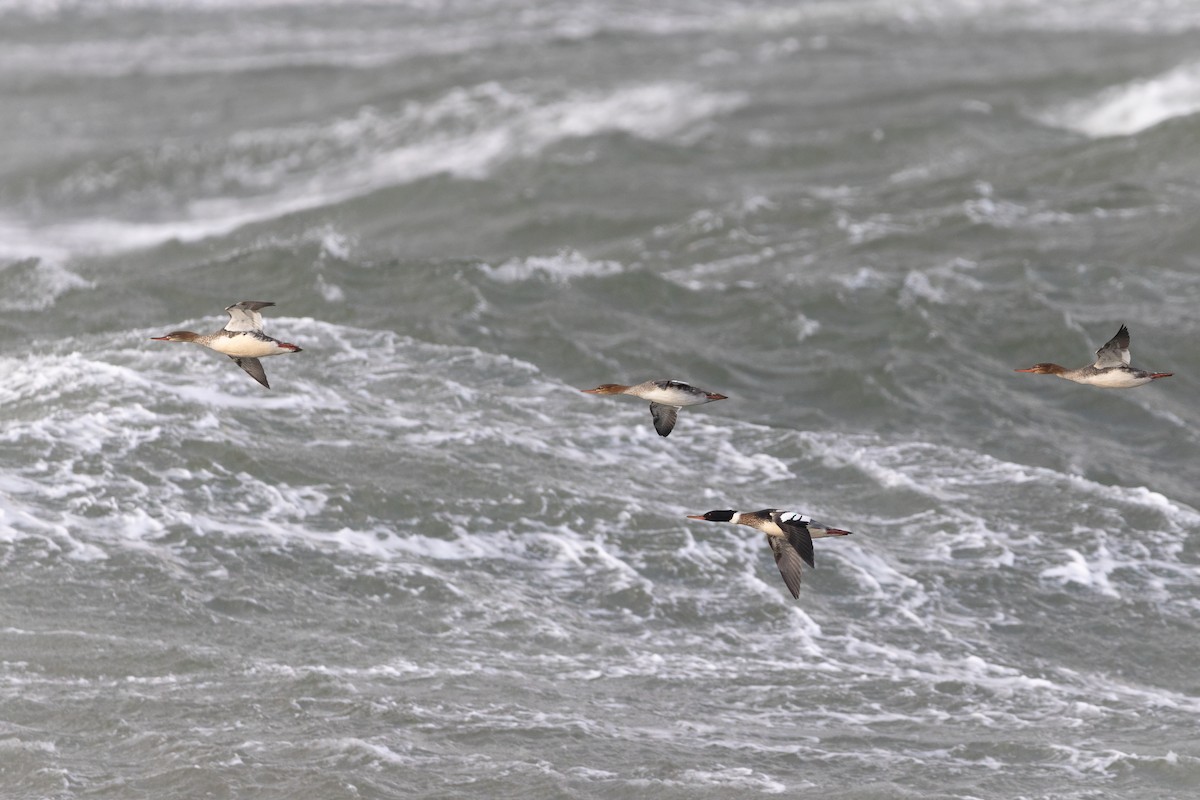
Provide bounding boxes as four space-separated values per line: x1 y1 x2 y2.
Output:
3 2 1200 798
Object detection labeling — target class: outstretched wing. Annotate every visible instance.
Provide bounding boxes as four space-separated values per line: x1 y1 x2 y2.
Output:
786 525 815 569
224 300 275 333
768 535 805 599
771 511 816 568
649 403 679 437
229 356 270 389
1093 324 1131 368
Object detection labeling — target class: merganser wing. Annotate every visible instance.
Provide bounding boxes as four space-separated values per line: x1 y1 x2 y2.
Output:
768 536 805 599
229 356 270 389
769 511 818 567
224 300 275 333
782 526 815 568
1093 324 1131 369
653 379 692 393
648 403 679 437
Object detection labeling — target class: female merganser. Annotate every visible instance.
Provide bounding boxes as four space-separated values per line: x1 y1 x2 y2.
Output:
151 300 302 389
686 509 852 598
581 379 728 437
1015 325 1172 388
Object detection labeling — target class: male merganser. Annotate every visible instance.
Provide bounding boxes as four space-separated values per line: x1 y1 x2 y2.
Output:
1015 325 1172 388
151 301 302 389
581 379 727 437
686 509 852 598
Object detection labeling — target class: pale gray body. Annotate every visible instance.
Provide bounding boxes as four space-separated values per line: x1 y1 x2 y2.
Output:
1015 325 1173 388
581 379 728 436
151 300 303 389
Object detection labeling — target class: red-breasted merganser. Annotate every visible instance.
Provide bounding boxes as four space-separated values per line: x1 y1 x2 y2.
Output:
1015 325 1172 388
686 509 852 598
581 379 728 437
151 301 302 389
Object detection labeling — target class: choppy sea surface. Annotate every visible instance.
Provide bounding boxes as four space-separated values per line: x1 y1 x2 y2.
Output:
3 1 1200 798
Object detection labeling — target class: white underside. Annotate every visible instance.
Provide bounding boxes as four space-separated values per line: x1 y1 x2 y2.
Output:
1068 371 1151 388
636 386 706 406
206 334 287 358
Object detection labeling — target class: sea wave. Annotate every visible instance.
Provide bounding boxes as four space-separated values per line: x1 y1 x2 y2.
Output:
1039 61 1200 137
4 82 742 258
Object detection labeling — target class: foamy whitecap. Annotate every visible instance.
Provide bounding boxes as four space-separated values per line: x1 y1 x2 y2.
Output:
1039 545 1119 597
899 259 985 307
800 432 1200 526
0 737 57 754
5 323 1196 708
1048 744 1198 780
5 82 743 258
0 258 93 311
480 250 625 284
674 768 787 793
1039 60 1200 137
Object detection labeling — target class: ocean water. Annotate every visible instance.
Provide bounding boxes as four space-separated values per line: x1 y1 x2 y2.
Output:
2 1 1200 798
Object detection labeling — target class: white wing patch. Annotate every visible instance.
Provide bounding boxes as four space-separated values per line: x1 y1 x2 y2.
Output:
223 300 274 333
779 512 811 524
1093 325 1132 369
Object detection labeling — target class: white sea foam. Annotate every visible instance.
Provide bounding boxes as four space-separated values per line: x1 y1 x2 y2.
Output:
1039 544 1119 597
0 321 683 574
0 218 72 264
0 737 57 753
799 432 1200 526
5 317 1199 779
480 250 625 283
1040 61 1200 137
0 29 405 77
1049 744 1198 779
314 737 411 767
673 767 787 793
793 430 1200 618
6 330 1196 625
5 82 743 258
0 256 93 311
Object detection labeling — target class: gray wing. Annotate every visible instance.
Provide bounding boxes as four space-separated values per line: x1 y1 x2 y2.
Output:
768 536 805 599
1093 324 1131 368
770 511 816 567
783 524 816 568
649 403 679 437
229 356 270 389
224 300 275 333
